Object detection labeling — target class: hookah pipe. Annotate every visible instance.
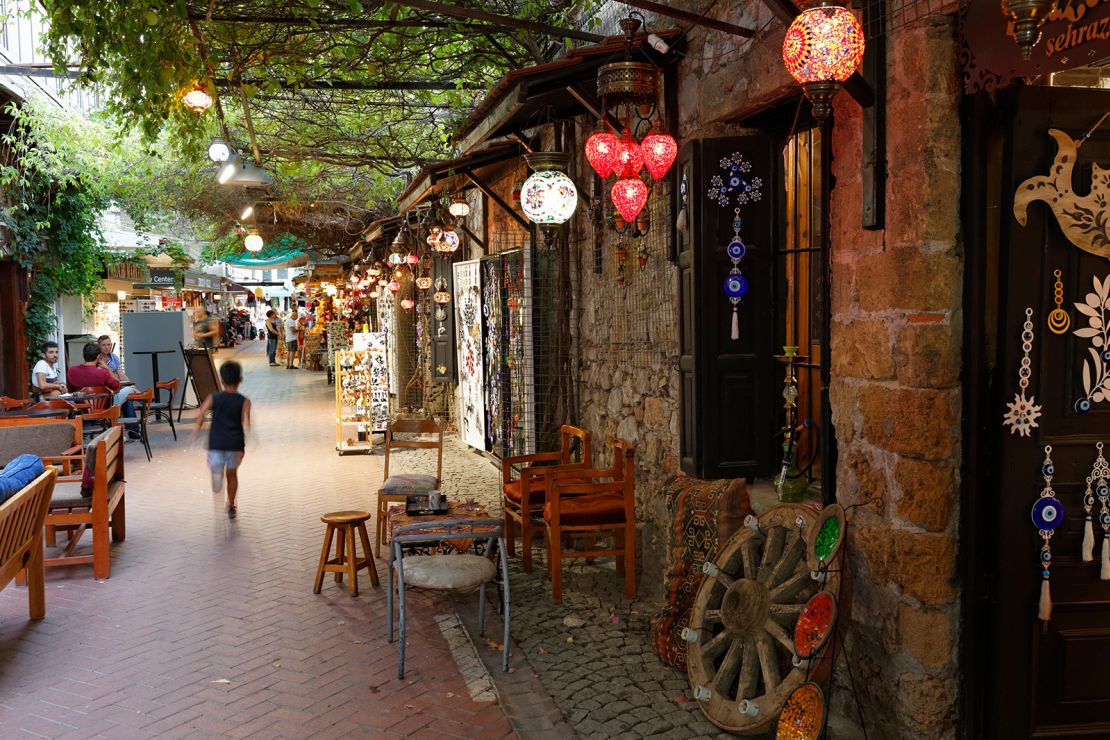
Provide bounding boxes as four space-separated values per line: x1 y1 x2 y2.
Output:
773 347 821 498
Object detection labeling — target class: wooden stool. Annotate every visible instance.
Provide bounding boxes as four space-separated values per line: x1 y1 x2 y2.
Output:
313 511 380 596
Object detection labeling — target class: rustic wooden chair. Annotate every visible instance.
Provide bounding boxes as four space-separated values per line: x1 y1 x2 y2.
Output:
76 386 113 410
544 438 636 603
150 378 179 439
28 399 78 414
1 396 32 410
501 425 591 573
117 388 154 461
46 425 126 579
0 467 58 621
0 417 85 475
80 405 120 439
375 417 443 557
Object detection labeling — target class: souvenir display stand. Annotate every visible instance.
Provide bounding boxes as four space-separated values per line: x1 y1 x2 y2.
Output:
325 321 350 385
334 333 390 455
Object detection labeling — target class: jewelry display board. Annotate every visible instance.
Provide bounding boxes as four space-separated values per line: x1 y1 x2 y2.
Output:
334 335 390 455
376 289 398 396
453 260 486 451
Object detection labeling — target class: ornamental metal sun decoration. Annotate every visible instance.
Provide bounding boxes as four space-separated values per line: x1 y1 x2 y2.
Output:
1003 307 1042 436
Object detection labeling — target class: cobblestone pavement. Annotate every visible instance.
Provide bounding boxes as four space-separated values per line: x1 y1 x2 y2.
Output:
0 341 514 739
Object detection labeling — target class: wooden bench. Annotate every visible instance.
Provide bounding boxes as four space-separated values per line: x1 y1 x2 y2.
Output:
0 467 58 620
46 426 126 579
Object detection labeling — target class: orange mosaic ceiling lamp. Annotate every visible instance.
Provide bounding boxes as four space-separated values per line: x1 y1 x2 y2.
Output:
782 2 865 123
182 85 213 113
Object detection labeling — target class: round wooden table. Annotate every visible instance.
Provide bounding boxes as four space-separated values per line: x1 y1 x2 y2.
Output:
0 407 70 419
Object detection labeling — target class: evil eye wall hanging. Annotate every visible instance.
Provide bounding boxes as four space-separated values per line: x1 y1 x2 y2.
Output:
708 153 763 341
1091 443 1110 579
1003 307 1042 436
723 209 749 340
1032 445 1063 623
1073 273 1110 414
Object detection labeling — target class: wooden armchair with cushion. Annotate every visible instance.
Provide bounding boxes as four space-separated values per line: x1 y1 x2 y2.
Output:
545 438 636 603
375 417 443 556
47 426 126 579
0 466 58 621
0 417 85 474
501 425 591 573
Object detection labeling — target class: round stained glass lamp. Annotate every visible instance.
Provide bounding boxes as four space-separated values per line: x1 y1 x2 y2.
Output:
433 229 460 255
388 280 401 294
433 290 451 304
782 3 865 122
244 230 264 253
183 85 213 113
611 175 649 223
416 275 433 291
521 152 578 227
585 127 621 179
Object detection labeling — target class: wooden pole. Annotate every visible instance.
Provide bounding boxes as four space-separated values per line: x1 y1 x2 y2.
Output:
615 0 755 38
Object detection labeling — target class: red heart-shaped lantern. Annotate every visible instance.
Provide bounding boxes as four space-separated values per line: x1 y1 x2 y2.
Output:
611 176 649 223
617 130 643 176
641 129 677 180
585 128 621 178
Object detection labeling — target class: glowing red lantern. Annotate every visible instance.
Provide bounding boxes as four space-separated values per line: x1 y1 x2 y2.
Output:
641 128 677 180
405 253 420 266
388 280 401 294
782 4 865 121
611 175 649 223
400 297 415 311
617 130 643 176
585 128 621 178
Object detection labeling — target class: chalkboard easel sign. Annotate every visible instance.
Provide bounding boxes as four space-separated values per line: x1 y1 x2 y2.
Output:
178 342 220 421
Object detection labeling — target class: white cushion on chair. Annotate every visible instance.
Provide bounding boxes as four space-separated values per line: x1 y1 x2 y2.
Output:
399 555 496 591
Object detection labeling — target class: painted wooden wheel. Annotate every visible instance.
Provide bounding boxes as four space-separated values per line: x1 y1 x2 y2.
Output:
686 504 842 734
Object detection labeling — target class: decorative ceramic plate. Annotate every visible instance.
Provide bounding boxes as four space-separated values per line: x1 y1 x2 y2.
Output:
776 681 827 740
793 591 837 660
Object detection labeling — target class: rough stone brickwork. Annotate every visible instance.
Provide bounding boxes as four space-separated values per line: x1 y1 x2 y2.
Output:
826 17 963 739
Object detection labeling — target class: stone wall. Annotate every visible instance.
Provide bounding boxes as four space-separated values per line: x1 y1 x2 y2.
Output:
826 17 962 739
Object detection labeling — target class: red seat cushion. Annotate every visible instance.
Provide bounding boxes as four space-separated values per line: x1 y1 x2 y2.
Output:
504 476 584 505
544 492 627 525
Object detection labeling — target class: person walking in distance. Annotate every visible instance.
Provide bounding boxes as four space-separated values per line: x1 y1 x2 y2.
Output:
190 361 251 519
264 309 280 366
283 311 299 369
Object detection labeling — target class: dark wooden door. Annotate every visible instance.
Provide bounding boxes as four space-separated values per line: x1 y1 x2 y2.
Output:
430 255 456 382
985 84 1110 738
677 136 777 479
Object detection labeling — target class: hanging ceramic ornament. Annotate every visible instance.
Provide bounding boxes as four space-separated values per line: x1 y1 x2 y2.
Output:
1072 273 1110 414
1003 307 1042 436
1047 269 1071 334
675 170 689 232
723 208 749 340
1091 443 1110 579
1032 446 1064 622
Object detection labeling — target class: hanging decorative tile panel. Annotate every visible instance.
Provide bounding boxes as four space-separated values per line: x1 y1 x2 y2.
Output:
453 260 486 451
481 255 505 455
376 288 398 396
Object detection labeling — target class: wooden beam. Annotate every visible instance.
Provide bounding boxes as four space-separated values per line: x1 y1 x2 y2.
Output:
213 79 483 91
189 14 455 27
460 223 485 249
466 171 530 230
615 0 755 38
389 0 606 43
567 84 622 131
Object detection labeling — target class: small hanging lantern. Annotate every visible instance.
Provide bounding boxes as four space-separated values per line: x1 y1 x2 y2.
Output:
400 297 415 311
521 152 578 227
388 279 401 294
1001 0 1058 59
585 126 622 179
641 126 678 180
368 264 382 278
611 173 649 223
433 229 460 255
183 85 213 113
369 290 380 299
405 253 420 266
433 277 451 304
448 195 471 218
782 3 865 123
416 274 433 291
244 229 264 253
387 252 404 266
391 228 409 253
616 129 644 176
425 226 442 248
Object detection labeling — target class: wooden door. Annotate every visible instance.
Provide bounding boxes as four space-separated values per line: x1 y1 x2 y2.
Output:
979 84 1110 738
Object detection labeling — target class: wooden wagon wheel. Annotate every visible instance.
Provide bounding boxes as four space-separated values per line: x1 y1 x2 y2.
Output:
686 504 842 734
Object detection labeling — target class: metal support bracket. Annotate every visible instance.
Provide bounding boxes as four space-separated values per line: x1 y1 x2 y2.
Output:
466 171 531 231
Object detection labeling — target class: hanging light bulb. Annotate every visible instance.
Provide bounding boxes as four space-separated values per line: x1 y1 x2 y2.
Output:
394 267 405 279
207 137 231 162
183 85 213 113
641 126 678 180
448 195 471 218
616 129 644 176
782 3 865 123
585 126 621 179
244 229 264 252
611 171 649 223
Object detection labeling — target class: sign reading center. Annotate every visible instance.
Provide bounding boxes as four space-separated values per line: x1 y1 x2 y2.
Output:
133 268 177 289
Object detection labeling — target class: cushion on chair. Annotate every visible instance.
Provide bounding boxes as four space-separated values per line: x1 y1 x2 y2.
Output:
380 473 437 495
0 454 45 505
398 554 496 591
544 492 627 525
49 480 90 509
0 424 76 469
504 476 584 505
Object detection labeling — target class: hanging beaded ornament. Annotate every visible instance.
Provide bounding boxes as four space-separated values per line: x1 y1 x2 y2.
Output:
723 208 749 340
1003 307 1042 436
1047 269 1071 334
1092 443 1110 579
1082 474 1096 563
706 152 763 208
1031 445 1064 622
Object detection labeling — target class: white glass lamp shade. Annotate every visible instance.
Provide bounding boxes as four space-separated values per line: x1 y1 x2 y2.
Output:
521 171 578 225
449 198 471 217
244 231 264 252
208 139 231 162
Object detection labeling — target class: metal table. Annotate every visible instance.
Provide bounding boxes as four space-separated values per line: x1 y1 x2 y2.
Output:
132 349 177 390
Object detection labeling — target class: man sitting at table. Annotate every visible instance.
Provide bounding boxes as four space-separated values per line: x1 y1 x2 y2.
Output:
31 341 67 397
68 342 141 439
96 334 141 411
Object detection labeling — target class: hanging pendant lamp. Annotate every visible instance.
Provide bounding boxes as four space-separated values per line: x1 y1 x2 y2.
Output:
611 170 649 223
641 126 678 180
616 129 644 177
782 2 865 123
585 126 622 179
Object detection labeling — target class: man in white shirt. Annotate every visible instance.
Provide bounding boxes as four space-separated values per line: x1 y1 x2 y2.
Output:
31 341 66 396
283 312 300 369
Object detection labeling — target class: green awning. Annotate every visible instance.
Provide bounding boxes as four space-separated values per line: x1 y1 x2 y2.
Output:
221 250 310 270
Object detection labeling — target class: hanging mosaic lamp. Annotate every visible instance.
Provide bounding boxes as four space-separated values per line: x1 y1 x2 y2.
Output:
433 290 451 304
400 297 415 311
183 85 213 113
782 3 865 123
387 252 404 266
388 279 401 294
521 152 578 226
425 226 442 248
405 253 420 266
368 264 382 278
433 229 460 255
616 129 644 176
611 171 649 223
1002 0 1058 59
585 125 621 179
244 229 264 253
416 274 433 291
448 195 471 218
641 126 678 180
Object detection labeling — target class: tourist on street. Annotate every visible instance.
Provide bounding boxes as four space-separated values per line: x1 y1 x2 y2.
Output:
97 334 141 412
67 342 141 438
31 341 66 397
264 309 280 366
283 311 299 369
191 360 250 519
193 306 219 353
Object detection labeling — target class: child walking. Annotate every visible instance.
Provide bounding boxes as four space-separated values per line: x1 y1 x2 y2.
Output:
191 361 251 519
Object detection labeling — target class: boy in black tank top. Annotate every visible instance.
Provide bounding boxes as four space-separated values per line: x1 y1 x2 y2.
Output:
190 361 252 519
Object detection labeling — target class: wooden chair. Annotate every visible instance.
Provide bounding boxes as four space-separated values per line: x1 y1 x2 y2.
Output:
501 425 591 573
375 417 443 557
46 426 126 579
0 467 58 621
0 417 85 475
313 510 379 596
117 388 153 461
76 386 113 411
1 396 32 410
150 379 179 439
544 438 636 603
80 405 120 439
28 399 78 414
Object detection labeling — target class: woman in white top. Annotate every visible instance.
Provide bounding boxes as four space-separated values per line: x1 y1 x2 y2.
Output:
32 341 66 396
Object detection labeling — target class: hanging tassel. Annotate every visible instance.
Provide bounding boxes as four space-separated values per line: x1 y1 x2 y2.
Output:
1083 516 1095 562
1038 577 1052 622
1102 536 1110 580
731 307 739 340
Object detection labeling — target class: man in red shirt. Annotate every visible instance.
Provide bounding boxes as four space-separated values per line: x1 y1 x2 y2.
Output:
67 342 120 392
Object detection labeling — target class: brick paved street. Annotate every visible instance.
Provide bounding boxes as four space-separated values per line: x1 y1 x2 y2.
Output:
0 341 514 740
